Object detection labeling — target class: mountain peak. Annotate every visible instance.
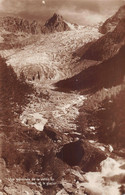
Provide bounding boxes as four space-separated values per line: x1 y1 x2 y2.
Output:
43 13 70 32
53 13 63 19
45 13 64 26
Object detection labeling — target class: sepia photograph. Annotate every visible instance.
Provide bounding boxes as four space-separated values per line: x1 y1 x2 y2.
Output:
0 0 125 194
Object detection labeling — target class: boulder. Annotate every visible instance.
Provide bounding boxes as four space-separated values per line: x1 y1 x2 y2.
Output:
56 140 84 166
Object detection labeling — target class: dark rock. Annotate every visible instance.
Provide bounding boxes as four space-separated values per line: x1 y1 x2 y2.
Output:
44 127 57 142
56 140 84 166
81 149 106 172
56 139 106 172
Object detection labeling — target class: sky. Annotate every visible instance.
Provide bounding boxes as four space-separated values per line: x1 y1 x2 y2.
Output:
0 0 124 25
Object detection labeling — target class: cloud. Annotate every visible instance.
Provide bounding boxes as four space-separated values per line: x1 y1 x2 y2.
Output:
0 0 124 25
0 0 4 11
59 9 106 25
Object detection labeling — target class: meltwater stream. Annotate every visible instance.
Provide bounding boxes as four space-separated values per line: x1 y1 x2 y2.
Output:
83 154 125 195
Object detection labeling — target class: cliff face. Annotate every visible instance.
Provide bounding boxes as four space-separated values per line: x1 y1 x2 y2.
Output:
0 13 71 35
99 5 125 34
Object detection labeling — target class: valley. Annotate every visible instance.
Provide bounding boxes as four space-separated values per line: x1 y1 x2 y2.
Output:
0 7 125 195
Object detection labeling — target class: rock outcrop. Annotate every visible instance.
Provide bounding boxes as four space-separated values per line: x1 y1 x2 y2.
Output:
99 5 125 34
56 140 84 166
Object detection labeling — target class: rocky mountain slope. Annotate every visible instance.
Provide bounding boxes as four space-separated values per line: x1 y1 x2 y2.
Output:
74 17 125 62
56 45 125 93
99 5 125 34
0 13 72 35
0 16 39 34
